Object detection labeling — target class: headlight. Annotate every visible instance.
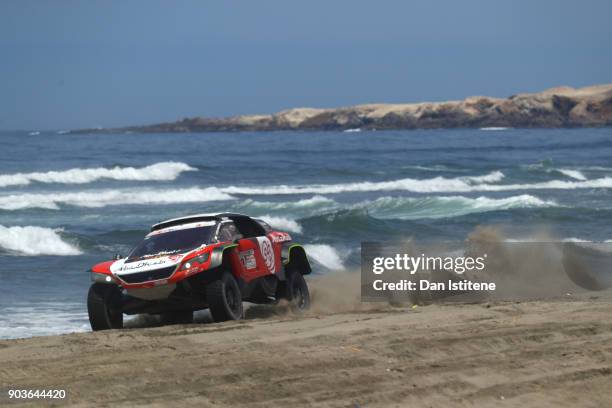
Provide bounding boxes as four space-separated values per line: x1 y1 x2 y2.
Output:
91 271 115 283
180 252 210 271
195 252 210 263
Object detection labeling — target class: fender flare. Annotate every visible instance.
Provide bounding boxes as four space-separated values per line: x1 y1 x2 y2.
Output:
282 244 312 277
208 243 238 270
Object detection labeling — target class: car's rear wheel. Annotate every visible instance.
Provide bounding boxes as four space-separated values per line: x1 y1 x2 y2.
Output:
206 272 243 322
286 272 310 312
88 283 123 331
161 310 193 325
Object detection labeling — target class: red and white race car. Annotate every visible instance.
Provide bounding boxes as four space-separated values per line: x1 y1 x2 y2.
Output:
87 213 311 331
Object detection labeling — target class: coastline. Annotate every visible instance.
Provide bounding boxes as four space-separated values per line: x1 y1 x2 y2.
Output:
71 84 612 134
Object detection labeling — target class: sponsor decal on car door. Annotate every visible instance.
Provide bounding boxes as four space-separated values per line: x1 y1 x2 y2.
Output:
239 249 257 270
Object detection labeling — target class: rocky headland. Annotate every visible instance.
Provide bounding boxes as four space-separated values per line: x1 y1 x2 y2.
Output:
76 84 612 133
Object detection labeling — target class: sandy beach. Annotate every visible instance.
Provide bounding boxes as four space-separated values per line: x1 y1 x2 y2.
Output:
3 2 612 407
1 289 611 407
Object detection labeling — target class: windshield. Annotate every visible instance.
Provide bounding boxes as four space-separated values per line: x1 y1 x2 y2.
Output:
128 225 216 261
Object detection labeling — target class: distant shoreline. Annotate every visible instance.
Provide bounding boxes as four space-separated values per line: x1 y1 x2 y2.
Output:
71 84 612 134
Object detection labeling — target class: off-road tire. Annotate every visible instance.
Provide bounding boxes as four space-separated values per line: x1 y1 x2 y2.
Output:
206 272 243 322
88 283 123 331
286 272 311 312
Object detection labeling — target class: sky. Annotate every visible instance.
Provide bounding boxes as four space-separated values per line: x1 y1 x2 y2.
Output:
1 0 612 130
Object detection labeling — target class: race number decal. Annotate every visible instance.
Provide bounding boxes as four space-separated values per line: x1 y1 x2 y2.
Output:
256 237 276 274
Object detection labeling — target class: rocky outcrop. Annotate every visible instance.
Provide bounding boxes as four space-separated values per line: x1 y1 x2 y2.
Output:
76 84 612 133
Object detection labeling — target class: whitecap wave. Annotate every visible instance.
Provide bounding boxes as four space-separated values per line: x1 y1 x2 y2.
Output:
582 166 612 172
303 244 345 270
0 162 196 188
232 194 555 221
222 171 504 195
465 170 504 184
524 162 594 181
474 176 612 192
556 169 587 181
239 195 335 210
258 216 303 234
356 194 557 220
480 127 509 131
562 237 592 243
221 173 612 195
0 187 234 210
401 164 467 173
234 196 337 218
0 225 82 255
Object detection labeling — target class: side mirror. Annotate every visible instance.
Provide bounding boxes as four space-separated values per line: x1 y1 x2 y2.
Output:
113 254 123 260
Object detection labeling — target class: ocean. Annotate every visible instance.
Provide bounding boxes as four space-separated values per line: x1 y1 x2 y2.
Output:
1 127 611 339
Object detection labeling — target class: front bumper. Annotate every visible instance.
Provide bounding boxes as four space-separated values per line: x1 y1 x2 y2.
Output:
116 265 177 284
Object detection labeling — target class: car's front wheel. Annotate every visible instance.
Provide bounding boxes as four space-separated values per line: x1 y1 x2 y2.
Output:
206 272 243 322
286 272 311 312
88 283 124 331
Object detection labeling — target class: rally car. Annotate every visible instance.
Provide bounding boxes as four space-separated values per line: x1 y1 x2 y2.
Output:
87 213 311 331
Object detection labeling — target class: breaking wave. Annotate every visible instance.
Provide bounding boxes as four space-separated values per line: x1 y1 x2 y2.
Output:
556 169 587 181
222 171 506 195
0 187 234 210
466 171 505 183
258 216 303 234
303 244 345 270
0 162 196 188
232 196 337 218
238 194 557 222
401 164 467 173
523 161 609 181
353 194 557 220
582 166 612 172
0 182 561 220
237 195 336 211
470 176 612 192
0 225 82 256
220 171 612 195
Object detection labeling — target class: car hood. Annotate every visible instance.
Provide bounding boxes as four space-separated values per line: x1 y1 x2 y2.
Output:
110 253 188 275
